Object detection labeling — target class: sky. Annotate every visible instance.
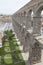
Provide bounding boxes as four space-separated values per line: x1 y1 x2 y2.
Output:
0 0 30 15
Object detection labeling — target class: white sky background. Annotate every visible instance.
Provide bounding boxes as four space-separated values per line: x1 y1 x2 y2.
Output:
0 0 30 15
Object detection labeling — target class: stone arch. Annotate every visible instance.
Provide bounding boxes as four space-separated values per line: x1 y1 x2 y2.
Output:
31 42 41 64
28 9 33 15
21 11 27 26
28 9 34 27
36 5 43 35
24 11 26 16
36 4 43 16
26 9 34 29
33 5 43 35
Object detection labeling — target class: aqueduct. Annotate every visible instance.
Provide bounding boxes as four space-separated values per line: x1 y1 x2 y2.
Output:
12 0 43 64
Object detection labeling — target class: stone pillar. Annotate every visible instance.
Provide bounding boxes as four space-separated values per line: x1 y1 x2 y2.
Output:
17 24 22 40
20 16 26 26
26 15 31 30
33 16 41 35
23 30 34 52
23 32 30 52
20 26 26 45
22 11 27 26
23 16 27 26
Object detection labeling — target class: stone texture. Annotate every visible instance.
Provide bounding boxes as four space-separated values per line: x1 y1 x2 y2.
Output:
12 0 43 65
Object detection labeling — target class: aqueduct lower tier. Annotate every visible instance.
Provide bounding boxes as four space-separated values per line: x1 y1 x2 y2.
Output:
12 0 43 65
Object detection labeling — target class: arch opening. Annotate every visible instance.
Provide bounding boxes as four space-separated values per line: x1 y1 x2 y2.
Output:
36 6 43 16
41 10 43 35
31 11 34 27
33 5 43 35
36 6 43 35
28 10 34 28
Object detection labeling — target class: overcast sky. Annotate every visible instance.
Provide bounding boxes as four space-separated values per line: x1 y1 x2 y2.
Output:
0 0 30 15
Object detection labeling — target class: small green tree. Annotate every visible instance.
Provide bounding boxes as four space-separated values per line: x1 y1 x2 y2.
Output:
3 30 15 41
